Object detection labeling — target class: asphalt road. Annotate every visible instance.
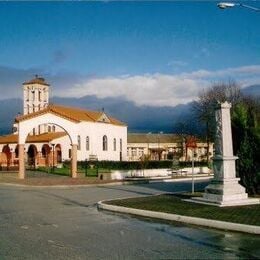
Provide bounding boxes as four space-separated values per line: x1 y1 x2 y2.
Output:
0 180 259 259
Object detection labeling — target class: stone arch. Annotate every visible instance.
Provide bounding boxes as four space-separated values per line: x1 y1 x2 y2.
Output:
41 144 51 167
15 145 19 159
55 144 62 164
27 144 38 169
17 112 78 179
2 145 11 169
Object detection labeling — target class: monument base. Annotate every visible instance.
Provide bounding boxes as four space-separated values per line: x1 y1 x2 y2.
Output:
191 178 260 207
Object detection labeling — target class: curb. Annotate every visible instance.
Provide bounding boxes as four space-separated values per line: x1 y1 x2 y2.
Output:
160 176 213 183
97 200 260 235
0 180 150 188
0 176 212 188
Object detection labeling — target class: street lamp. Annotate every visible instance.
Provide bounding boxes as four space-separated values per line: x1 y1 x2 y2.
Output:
217 2 260 12
51 143 55 173
158 131 163 161
146 132 152 161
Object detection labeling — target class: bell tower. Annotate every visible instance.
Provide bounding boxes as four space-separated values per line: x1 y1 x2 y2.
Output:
23 75 49 115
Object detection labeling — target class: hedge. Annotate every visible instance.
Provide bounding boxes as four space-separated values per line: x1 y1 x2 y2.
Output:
62 160 210 170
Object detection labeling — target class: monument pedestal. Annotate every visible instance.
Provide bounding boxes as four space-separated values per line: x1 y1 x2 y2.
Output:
192 102 259 207
193 178 259 207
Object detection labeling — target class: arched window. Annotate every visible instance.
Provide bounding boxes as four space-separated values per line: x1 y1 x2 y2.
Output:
41 145 47 158
77 135 81 150
103 135 108 151
86 136 89 151
120 138 122 152
52 126 55 132
48 125 51 132
15 146 19 158
113 138 116 151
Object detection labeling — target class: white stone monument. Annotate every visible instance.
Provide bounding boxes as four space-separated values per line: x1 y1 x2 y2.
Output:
194 102 259 206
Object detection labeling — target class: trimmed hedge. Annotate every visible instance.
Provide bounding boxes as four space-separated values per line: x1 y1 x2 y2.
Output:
63 160 210 170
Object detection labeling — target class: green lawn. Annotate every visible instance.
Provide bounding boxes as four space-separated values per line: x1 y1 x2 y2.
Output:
106 193 260 226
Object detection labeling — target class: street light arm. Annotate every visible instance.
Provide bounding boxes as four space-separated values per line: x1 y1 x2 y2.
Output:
240 3 260 12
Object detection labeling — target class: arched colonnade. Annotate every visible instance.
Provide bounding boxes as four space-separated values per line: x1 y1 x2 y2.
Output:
17 112 79 179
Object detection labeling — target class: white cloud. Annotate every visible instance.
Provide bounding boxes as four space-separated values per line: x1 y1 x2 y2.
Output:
1 64 259 106
55 65 260 107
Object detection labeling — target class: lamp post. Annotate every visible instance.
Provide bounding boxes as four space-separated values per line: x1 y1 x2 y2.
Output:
186 136 197 194
146 132 152 161
51 143 55 173
158 131 163 161
217 2 260 12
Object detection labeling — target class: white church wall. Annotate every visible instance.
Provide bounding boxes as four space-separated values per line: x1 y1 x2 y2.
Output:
16 117 127 162
74 121 127 161
48 121 127 162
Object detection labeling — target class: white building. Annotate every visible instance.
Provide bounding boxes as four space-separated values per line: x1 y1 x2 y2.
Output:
0 76 127 177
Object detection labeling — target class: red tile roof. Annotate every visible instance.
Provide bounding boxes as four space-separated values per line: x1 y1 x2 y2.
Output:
23 76 50 86
15 104 126 126
0 132 67 144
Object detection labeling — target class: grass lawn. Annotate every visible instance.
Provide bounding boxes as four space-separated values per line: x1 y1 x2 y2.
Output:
106 193 260 226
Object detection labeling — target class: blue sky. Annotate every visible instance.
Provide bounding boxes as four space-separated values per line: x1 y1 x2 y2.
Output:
0 1 259 106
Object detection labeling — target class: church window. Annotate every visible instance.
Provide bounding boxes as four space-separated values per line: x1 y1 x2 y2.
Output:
120 138 122 152
103 135 108 151
113 138 116 151
52 126 55 132
86 136 89 151
26 89 29 101
39 91 41 101
77 135 81 150
32 91 35 101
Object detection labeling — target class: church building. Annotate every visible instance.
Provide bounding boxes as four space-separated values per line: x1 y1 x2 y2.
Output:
0 76 127 178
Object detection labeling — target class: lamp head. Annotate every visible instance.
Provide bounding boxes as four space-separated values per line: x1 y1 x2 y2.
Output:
217 2 236 9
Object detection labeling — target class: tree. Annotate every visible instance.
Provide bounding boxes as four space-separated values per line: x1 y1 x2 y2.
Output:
193 81 260 194
192 80 242 163
232 98 260 194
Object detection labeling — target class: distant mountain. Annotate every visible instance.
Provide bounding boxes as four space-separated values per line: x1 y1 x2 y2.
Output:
0 99 22 135
52 96 194 133
242 85 260 96
0 95 194 135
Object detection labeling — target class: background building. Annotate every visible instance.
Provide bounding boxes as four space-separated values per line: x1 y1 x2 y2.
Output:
127 133 213 162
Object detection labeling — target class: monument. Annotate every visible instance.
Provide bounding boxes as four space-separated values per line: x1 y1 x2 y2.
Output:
194 101 259 206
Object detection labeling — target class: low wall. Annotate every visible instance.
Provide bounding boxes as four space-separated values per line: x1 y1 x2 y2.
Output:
111 167 211 180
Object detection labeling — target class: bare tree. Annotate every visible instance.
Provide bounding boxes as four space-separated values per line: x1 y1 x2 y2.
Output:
192 80 242 163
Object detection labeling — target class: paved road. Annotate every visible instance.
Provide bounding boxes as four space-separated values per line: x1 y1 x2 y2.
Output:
0 180 259 259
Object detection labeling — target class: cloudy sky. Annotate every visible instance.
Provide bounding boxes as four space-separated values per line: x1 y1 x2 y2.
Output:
0 1 259 106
